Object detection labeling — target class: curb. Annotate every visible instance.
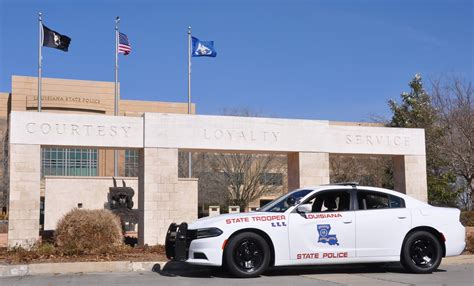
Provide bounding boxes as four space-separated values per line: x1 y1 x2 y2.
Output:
0 255 472 278
0 260 168 277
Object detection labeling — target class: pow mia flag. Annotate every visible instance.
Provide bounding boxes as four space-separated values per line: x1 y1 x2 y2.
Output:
42 24 71 52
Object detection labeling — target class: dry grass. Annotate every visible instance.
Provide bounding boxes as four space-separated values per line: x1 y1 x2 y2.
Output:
55 209 123 255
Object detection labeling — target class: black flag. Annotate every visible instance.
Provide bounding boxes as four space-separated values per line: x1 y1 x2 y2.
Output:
42 25 71 52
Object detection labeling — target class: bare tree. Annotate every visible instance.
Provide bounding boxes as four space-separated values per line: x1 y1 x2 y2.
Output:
209 152 286 210
431 77 473 210
330 155 393 188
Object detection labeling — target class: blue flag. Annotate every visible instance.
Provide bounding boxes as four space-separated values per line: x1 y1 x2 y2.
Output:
192 36 217 57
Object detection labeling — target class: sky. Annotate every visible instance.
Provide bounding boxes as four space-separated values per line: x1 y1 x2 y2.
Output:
0 0 472 122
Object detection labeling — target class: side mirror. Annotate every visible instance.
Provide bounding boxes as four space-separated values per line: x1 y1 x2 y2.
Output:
296 204 312 213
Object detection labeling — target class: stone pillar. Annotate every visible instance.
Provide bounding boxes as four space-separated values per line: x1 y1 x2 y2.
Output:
8 144 41 248
287 152 330 191
138 148 197 246
393 155 428 202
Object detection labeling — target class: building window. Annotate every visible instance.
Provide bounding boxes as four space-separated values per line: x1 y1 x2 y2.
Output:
124 149 139 177
41 148 98 177
259 173 283 186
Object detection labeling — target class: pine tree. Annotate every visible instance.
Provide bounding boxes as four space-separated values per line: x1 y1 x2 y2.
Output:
389 74 458 206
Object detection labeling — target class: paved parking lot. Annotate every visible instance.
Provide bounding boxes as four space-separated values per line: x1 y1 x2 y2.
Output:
1 259 473 286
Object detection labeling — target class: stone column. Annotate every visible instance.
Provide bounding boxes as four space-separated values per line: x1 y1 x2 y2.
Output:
8 144 41 248
287 152 330 191
138 148 197 246
393 155 428 202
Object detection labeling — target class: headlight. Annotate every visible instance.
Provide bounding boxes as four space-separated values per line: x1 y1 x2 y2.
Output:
195 227 223 239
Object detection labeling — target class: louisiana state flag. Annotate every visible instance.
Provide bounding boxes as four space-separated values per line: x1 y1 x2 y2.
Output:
192 36 217 57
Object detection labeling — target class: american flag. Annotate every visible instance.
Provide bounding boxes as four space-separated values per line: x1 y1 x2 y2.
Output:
118 32 131 55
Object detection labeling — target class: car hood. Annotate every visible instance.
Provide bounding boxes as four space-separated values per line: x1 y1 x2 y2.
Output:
188 212 266 229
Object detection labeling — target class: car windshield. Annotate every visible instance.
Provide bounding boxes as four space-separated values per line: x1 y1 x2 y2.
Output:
258 189 313 213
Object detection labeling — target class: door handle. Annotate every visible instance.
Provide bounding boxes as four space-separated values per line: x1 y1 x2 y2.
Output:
343 220 352 224
397 216 407 219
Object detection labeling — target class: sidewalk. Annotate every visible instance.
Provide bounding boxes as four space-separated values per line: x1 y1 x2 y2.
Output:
0 255 472 278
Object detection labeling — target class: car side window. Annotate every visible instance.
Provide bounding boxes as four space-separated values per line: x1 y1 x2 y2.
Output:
389 195 405 208
304 191 351 212
357 191 405 210
357 191 389 210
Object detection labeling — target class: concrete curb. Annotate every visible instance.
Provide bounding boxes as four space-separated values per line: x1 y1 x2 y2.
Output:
0 255 472 278
0 261 167 277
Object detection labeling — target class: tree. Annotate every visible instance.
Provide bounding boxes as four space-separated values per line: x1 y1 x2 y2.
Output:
330 155 393 188
389 74 458 206
209 152 285 210
431 78 473 210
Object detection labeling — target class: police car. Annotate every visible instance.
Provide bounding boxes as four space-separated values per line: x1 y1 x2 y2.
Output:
165 184 466 278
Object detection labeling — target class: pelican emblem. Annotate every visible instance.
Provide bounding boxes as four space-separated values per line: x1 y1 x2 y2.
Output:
196 42 211 55
53 33 61 46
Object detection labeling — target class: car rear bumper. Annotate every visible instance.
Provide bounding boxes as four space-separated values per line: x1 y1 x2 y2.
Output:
444 223 466 256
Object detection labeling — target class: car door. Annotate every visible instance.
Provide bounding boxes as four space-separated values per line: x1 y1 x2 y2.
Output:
289 189 356 264
355 189 411 257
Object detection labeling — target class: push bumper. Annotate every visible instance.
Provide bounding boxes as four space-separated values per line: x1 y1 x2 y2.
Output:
165 222 224 266
165 222 192 261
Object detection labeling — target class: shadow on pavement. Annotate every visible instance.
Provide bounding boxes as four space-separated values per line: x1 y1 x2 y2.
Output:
153 261 447 278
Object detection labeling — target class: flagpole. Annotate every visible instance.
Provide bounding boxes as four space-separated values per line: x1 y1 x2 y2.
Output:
187 26 192 178
114 16 120 177
38 12 43 112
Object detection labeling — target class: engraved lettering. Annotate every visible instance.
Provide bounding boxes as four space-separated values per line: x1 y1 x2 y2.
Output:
203 129 211 139
394 136 401 145
121 126 131 137
214 130 223 139
97 126 106 136
71 124 80 135
345 135 352 144
110 126 117 136
26 123 35 133
272 132 280 142
366 135 373 145
84 125 92 136
40 123 51 134
250 131 256 141
55 124 65 135
226 130 233 140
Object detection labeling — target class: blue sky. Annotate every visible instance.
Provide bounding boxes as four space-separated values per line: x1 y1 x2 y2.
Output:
0 0 472 121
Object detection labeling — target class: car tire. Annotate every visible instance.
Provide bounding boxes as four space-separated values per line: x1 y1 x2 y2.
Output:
224 232 270 278
401 230 443 274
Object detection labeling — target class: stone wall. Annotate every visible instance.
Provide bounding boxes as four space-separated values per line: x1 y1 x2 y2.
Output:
43 177 138 230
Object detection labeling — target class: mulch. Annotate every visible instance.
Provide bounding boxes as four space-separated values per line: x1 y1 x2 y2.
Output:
0 245 167 265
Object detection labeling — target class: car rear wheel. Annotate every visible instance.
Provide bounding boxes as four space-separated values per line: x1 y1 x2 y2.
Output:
401 231 442 274
224 232 270 278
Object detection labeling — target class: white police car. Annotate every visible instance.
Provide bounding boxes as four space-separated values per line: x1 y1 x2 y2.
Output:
165 184 466 278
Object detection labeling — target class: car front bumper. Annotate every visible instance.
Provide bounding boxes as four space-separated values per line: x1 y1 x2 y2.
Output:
165 222 223 266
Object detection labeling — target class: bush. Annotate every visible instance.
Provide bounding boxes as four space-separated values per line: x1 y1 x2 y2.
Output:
55 209 123 255
460 211 474 227
466 234 474 253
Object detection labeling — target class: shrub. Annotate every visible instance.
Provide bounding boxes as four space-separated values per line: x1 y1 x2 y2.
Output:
466 234 474 253
55 209 123 255
460 211 474 227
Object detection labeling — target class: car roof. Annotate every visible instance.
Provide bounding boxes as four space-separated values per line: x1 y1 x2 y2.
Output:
296 184 415 201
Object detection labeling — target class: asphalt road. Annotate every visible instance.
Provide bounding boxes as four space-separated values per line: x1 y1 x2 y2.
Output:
1 262 473 286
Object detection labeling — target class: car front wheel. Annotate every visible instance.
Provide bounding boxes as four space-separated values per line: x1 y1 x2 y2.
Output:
224 232 270 278
401 230 442 274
